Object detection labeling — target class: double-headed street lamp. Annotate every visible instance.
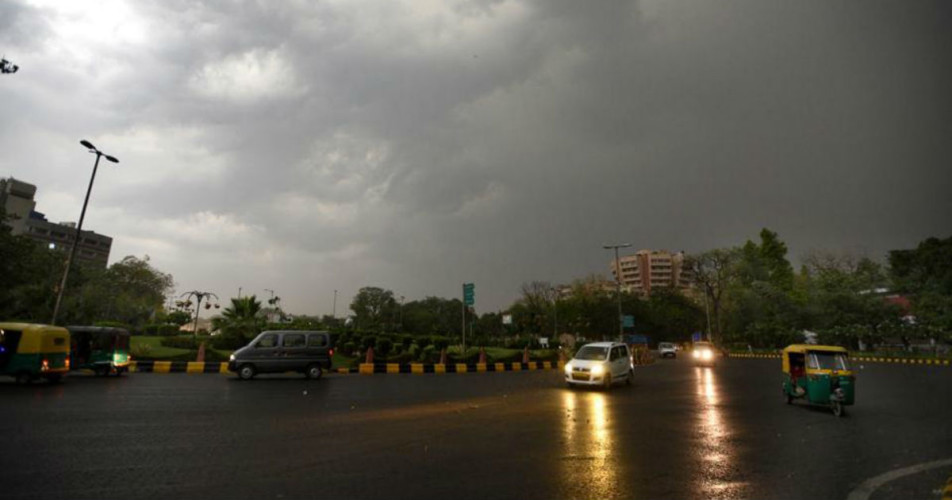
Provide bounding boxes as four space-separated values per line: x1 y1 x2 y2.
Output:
603 243 632 340
181 290 220 336
50 140 118 325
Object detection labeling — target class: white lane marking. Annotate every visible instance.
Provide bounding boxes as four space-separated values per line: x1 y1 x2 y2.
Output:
845 458 952 500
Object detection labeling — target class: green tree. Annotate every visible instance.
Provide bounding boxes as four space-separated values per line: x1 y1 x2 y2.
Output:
350 287 399 333
689 248 737 343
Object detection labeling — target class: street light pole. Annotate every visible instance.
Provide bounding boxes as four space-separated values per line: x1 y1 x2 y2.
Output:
332 289 338 319
51 140 118 325
180 290 219 336
603 243 632 340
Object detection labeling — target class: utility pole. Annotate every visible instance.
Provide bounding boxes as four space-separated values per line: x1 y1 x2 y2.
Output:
332 289 338 319
603 243 632 340
238 286 242 299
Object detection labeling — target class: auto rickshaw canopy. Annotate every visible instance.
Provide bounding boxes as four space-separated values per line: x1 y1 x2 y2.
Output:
0 323 71 355
782 344 849 373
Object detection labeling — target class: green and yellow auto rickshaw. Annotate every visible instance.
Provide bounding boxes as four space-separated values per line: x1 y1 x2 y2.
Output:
782 344 855 417
0 323 71 384
67 326 131 376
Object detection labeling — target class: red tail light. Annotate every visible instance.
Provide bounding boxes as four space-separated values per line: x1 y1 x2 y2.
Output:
41 359 50 371
329 348 335 357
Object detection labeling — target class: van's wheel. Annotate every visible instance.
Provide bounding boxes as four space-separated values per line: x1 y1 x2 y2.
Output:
832 401 844 417
305 364 323 380
238 364 256 380
626 369 633 386
16 372 32 385
602 374 612 391
94 366 107 377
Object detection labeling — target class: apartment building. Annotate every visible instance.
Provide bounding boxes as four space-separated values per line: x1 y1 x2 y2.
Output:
1 177 112 267
609 249 694 296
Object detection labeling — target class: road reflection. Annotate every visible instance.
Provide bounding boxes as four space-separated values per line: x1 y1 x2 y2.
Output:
693 366 745 498
560 391 618 499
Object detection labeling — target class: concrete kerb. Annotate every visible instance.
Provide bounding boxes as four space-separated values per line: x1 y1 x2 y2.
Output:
129 360 568 375
727 352 951 366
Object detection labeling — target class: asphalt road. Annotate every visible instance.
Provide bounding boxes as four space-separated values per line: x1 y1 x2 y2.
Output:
0 357 950 500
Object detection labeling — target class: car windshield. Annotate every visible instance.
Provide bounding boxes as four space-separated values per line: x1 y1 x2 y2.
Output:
659 343 674 348
808 352 850 371
574 346 609 360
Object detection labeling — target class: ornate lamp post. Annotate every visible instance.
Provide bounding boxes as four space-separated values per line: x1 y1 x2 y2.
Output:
180 290 219 335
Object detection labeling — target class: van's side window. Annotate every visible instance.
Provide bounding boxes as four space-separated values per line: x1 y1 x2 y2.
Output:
283 334 305 348
256 334 278 348
307 334 327 347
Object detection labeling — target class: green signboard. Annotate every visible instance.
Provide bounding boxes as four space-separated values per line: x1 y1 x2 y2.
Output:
463 283 475 306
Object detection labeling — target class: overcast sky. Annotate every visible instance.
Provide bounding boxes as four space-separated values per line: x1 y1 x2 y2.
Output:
2 0 950 315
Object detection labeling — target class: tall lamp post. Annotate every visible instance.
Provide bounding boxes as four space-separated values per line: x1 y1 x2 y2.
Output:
50 140 118 325
603 243 632 340
181 290 219 336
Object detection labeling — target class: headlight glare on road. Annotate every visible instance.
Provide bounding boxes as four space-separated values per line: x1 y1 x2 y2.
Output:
591 364 604 376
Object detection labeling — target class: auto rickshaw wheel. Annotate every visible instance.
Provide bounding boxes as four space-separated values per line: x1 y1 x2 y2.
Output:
832 401 844 417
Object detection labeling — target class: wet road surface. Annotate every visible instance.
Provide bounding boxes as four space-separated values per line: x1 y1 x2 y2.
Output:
0 357 949 499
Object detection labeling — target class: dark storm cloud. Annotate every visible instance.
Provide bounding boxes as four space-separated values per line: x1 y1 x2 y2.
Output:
2 0 950 313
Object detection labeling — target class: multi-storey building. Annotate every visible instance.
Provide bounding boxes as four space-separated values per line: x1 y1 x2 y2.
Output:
1 177 112 267
609 249 694 296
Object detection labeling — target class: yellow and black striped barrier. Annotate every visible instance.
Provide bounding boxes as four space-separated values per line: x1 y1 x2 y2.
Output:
129 360 567 375
353 361 565 375
129 361 230 374
727 352 951 366
942 471 952 500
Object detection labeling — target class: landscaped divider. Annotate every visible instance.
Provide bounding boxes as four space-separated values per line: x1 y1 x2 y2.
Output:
127 360 567 375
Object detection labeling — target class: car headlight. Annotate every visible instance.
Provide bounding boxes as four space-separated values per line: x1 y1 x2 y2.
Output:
564 362 573 375
702 349 713 360
229 354 235 362
591 364 605 376
693 350 700 358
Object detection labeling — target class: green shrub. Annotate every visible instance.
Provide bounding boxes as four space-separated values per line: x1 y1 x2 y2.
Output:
430 335 450 350
421 345 436 362
408 343 420 359
376 337 394 356
210 332 251 350
161 336 200 349
342 342 357 356
361 336 376 350
130 344 152 359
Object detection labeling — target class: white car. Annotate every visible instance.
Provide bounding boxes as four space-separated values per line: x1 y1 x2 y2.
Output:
692 341 717 365
658 342 677 358
564 342 633 389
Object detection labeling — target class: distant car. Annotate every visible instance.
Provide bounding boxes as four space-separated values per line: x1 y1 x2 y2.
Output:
564 342 633 389
692 341 716 366
658 342 677 358
228 330 333 380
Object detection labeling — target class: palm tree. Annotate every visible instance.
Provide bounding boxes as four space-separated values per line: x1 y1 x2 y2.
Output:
213 295 264 342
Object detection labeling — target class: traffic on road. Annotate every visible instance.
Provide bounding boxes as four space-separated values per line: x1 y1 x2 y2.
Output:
1 344 949 500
